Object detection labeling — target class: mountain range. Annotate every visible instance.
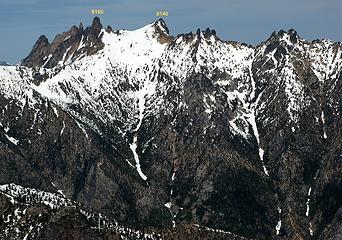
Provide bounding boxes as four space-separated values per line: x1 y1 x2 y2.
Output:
0 17 341 240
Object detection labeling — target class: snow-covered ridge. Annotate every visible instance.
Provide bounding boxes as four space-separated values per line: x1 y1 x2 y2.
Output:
0 183 162 240
101 22 168 69
0 22 340 133
0 183 75 209
0 183 253 240
193 224 254 240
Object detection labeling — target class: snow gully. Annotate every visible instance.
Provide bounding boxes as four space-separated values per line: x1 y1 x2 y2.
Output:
128 90 149 181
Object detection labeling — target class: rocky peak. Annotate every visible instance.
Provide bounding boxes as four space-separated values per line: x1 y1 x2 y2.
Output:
22 17 105 70
79 22 84 32
153 18 172 44
172 27 218 49
35 35 49 47
260 28 302 61
203 27 217 39
81 17 104 50
31 35 50 54
287 28 298 43
153 18 169 35
192 27 218 41
90 16 102 36
69 25 80 36
106 25 113 33
21 35 50 68
268 28 300 45
196 28 201 37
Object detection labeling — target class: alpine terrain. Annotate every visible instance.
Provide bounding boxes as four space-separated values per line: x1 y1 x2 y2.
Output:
0 17 341 240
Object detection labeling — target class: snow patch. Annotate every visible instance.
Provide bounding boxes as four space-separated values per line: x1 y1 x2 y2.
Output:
321 110 327 139
171 172 176 181
75 120 88 139
60 120 65 136
306 187 312 217
129 135 148 181
128 81 158 181
309 222 314 236
5 134 19 145
52 106 59 117
248 113 269 176
164 202 172 209
275 207 282 235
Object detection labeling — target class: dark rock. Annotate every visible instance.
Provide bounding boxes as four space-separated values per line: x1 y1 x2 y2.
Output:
21 17 105 69
106 25 113 33
288 28 298 43
91 16 102 34
155 18 170 35
196 28 201 37
204 28 211 38
79 22 84 32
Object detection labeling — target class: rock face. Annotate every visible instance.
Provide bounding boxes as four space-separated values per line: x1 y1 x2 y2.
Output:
21 17 104 69
0 18 341 239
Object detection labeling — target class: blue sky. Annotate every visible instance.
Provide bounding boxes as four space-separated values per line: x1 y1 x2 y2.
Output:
0 0 341 63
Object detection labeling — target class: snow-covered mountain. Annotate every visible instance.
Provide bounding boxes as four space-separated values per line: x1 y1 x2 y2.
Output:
0 17 341 240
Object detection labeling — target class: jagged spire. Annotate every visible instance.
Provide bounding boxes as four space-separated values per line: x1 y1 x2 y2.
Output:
153 18 170 35
267 28 300 44
79 22 84 32
36 35 49 46
204 28 216 38
287 29 298 43
21 18 105 69
91 17 102 33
